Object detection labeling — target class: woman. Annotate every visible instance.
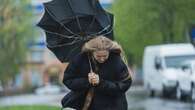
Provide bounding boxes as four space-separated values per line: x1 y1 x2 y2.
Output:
62 36 132 110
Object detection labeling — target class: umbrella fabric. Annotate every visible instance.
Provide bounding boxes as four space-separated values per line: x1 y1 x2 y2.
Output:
45 13 114 62
38 0 113 38
37 0 114 62
42 0 106 25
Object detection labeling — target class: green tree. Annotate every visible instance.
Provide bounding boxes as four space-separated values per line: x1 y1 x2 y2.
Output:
112 0 195 66
0 0 34 83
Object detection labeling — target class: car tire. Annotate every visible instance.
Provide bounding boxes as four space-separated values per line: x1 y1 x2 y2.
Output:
147 84 155 97
191 85 195 102
176 85 186 101
176 86 182 100
162 85 170 97
150 89 155 97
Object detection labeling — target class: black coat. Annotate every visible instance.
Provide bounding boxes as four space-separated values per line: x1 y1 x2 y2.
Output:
62 52 132 110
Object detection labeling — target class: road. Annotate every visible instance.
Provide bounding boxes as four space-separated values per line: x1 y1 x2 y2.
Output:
127 86 195 110
1 86 195 110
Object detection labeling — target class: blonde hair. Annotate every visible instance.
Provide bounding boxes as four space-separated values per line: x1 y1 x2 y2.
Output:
82 36 122 53
82 36 131 78
82 36 132 78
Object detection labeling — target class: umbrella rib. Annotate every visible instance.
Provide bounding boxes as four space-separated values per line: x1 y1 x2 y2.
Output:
64 43 83 61
45 30 77 39
45 7 79 36
66 0 83 32
75 16 83 32
89 25 111 36
87 11 113 37
100 27 113 36
44 30 80 47
86 26 113 40
47 38 81 48
85 16 96 33
96 12 113 35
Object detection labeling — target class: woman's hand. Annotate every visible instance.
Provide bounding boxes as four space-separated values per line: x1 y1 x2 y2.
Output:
88 72 100 86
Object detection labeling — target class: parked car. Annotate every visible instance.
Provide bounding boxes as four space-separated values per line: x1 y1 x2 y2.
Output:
143 43 195 97
35 84 62 95
177 60 195 101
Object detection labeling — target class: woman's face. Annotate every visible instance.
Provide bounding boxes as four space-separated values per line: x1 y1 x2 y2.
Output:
93 50 109 63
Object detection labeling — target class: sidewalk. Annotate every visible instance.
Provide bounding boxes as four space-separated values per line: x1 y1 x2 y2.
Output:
0 86 144 107
0 93 66 107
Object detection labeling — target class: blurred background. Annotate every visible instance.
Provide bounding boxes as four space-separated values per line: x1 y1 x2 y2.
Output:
1 0 195 110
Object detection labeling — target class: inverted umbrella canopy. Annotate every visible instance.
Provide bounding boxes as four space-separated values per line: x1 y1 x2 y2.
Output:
37 0 114 62
41 0 107 26
44 0 95 20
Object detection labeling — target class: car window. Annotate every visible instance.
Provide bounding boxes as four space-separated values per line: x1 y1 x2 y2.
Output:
165 55 195 68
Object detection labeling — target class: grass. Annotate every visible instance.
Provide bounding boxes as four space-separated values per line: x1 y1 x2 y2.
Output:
0 105 61 110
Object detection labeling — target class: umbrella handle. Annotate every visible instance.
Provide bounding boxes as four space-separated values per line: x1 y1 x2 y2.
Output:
88 55 94 73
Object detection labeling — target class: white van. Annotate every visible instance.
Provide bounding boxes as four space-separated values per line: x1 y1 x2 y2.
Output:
177 60 195 100
143 43 195 97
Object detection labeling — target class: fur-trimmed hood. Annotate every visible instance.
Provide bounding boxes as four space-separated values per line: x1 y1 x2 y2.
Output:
82 36 122 54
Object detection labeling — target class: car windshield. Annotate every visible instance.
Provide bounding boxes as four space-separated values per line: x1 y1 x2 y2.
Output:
165 55 195 68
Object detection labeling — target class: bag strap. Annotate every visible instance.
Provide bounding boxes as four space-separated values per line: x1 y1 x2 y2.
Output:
82 54 96 110
82 88 94 110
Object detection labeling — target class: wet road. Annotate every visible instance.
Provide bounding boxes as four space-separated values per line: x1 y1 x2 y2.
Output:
127 86 195 110
1 86 195 110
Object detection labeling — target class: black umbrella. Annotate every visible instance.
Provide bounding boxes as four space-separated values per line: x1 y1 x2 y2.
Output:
37 0 114 62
